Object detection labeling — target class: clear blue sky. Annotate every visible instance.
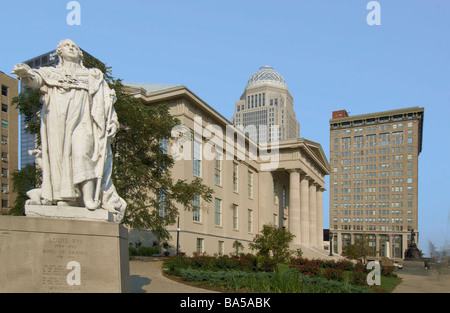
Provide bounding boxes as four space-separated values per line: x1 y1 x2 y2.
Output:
1 0 449 256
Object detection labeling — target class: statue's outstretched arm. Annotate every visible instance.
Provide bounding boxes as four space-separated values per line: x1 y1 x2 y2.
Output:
11 63 43 89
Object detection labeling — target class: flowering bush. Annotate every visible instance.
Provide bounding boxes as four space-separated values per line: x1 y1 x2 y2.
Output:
290 258 320 277
335 259 354 271
381 265 397 277
322 268 344 282
351 267 368 286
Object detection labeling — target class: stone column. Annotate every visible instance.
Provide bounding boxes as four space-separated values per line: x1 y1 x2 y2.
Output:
309 183 317 247
300 175 310 246
288 170 301 245
316 188 324 248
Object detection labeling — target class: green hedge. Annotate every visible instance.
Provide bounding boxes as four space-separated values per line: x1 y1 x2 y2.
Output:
129 245 159 257
163 254 277 275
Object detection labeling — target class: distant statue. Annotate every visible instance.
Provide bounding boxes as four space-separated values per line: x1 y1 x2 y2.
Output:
12 39 126 221
411 229 416 245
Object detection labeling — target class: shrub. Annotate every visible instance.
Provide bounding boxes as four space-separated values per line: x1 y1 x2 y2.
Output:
290 259 320 277
335 259 354 271
129 245 159 257
381 265 397 277
350 267 368 286
322 268 345 282
163 255 191 275
299 274 369 293
259 258 277 272
137 245 159 256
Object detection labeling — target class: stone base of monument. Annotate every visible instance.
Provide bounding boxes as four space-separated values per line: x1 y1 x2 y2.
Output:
25 204 115 222
0 215 130 293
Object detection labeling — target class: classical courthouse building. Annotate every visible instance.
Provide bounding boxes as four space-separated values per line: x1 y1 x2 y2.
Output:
329 107 424 260
124 66 330 256
0 72 19 213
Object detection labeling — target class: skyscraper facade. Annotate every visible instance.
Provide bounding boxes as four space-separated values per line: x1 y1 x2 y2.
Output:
329 107 424 260
232 66 300 143
0 72 19 213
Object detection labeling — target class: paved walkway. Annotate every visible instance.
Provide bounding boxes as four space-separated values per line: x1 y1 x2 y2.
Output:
129 257 218 293
392 261 450 293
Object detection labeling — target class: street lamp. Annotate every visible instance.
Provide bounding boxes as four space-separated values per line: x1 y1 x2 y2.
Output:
176 216 180 256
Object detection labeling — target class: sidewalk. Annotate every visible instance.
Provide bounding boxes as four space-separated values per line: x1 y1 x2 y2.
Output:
392 261 450 293
129 257 218 293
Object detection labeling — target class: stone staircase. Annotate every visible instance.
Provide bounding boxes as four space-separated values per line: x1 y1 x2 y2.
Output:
292 244 345 260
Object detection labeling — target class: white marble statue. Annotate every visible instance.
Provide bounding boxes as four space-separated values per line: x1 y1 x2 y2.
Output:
12 39 126 222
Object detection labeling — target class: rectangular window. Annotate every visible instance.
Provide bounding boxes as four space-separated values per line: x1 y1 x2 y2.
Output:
1 136 7 145
214 198 222 226
1 85 7 97
214 155 222 185
218 241 224 256
232 204 239 230
1 120 8 129
158 189 167 217
1 184 8 193
1 104 7 113
248 171 253 199
193 194 201 222
1 168 7 178
248 209 253 233
232 163 238 192
196 238 204 254
193 139 201 176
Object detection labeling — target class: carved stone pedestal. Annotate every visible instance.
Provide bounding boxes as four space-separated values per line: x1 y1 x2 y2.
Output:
25 204 115 222
0 215 130 293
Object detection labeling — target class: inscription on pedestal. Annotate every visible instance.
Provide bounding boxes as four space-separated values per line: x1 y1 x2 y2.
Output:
41 236 87 292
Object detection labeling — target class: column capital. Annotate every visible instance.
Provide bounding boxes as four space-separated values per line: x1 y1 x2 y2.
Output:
287 169 300 174
301 174 312 181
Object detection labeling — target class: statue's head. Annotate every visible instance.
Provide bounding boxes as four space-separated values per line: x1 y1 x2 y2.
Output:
56 39 83 66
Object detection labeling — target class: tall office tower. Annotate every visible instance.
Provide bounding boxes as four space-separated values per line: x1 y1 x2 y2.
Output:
329 107 424 260
19 49 97 169
232 66 300 143
0 72 19 213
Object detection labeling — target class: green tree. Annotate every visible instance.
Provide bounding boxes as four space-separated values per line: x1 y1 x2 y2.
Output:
232 240 244 255
342 234 373 263
249 224 295 263
8 54 213 243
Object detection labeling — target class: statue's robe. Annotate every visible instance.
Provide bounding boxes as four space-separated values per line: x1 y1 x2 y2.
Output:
27 65 126 216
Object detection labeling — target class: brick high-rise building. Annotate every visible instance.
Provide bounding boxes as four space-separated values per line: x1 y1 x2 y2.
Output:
329 107 424 260
0 72 19 213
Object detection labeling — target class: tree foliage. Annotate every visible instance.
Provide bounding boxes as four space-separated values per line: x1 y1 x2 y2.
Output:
342 234 373 263
249 224 295 263
8 54 213 242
